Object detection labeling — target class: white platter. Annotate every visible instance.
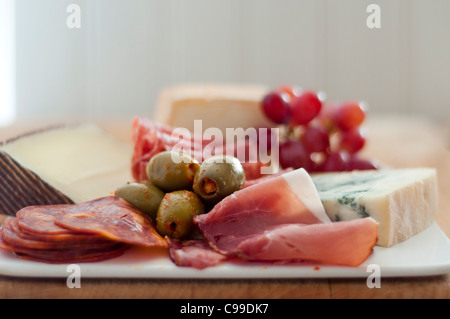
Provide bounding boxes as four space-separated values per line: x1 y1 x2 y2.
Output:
0 222 449 279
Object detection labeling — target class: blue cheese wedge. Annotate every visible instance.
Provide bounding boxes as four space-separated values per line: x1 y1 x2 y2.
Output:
0 124 133 216
311 168 439 247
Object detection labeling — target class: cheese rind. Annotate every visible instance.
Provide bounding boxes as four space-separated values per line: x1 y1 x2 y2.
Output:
0 124 133 216
155 84 273 132
0 151 74 216
311 168 439 247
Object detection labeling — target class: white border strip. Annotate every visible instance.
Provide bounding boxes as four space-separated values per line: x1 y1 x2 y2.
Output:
0 0 16 126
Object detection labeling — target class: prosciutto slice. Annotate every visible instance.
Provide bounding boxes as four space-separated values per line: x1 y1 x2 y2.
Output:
194 168 378 267
167 238 228 270
194 168 330 254
235 219 378 267
131 117 270 182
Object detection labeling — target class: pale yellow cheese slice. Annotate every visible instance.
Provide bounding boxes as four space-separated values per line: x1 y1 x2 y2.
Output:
155 84 273 132
0 124 132 206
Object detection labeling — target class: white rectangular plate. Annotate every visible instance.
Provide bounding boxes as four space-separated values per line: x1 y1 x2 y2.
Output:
0 223 449 279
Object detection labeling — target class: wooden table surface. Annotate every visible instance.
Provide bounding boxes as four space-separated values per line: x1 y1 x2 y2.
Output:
0 114 449 299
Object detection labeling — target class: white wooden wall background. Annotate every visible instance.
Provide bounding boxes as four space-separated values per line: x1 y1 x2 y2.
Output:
10 0 450 123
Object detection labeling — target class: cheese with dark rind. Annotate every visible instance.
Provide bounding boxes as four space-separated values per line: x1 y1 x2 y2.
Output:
0 124 133 216
312 168 439 247
0 151 74 216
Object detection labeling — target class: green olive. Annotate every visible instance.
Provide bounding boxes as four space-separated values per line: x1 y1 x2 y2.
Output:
193 155 245 205
156 190 205 239
115 182 165 221
146 151 199 192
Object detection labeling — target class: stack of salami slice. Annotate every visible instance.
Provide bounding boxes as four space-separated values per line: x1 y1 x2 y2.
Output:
0 196 167 264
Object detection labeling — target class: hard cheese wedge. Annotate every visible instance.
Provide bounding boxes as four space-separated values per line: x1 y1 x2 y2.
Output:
0 124 133 216
311 168 439 247
155 84 273 132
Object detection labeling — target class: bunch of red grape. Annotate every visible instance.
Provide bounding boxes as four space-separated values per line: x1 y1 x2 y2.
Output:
261 85 379 173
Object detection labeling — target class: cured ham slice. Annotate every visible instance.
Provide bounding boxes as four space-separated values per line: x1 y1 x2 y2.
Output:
236 218 378 267
194 168 378 267
194 168 331 255
131 117 270 182
167 238 228 270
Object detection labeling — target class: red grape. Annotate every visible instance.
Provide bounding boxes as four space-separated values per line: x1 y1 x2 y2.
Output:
346 155 379 171
308 152 327 172
320 151 349 172
261 92 292 124
339 128 366 154
290 91 323 126
300 125 330 153
279 139 313 170
261 84 377 173
317 102 339 132
332 102 366 131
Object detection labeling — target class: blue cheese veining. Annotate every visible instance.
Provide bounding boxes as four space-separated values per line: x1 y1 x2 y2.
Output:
312 168 439 247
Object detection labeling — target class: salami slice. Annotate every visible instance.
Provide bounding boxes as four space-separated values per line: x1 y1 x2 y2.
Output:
0 229 129 264
0 196 167 264
2 219 116 251
15 226 105 243
54 197 168 248
17 206 76 235
16 204 112 243
0 229 128 264
13 245 128 264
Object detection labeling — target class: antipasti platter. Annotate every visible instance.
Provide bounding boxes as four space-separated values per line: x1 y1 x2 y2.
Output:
0 84 448 279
